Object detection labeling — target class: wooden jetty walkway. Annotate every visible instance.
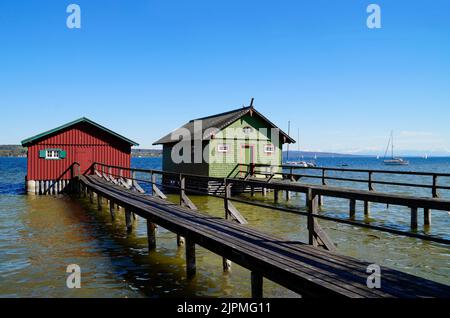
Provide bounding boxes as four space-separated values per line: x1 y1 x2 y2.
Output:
73 164 450 298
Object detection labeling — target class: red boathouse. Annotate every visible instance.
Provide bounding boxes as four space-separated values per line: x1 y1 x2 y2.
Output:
21 117 139 194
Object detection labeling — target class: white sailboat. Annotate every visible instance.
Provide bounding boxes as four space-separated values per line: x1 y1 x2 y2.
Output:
383 131 409 165
285 128 316 167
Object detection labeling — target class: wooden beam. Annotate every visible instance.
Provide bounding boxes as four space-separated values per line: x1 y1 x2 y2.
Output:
251 272 263 298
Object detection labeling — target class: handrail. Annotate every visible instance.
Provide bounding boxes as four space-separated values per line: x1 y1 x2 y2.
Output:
245 163 448 199
90 162 450 245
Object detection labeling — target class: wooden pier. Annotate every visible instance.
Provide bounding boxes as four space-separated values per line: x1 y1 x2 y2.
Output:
71 163 450 298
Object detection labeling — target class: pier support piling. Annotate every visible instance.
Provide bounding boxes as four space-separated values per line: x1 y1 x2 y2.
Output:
318 195 323 206
364 201 370 216
285 190 291 201
411 207 418 230
185 238 196 279
424 208 431 226
274 190 279 203
223 258 232 272
125 209 133 231
97 194 102 210
109 200 115 220
251 272 263 298
177 235 185 246
349 199 356 219
147 220 156 251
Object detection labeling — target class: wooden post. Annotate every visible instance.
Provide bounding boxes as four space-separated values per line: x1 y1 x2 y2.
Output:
185 237 196 279
274 189 279 203
364 201 370 216
318 195 323 206
179 174 185 206
262 187 267 196
251 272 263 298
147 219 156 251
89 189 93 203
109 200 115 220
222 180 232 272
349 199 356 219
151 172 156 196
307 188 318 247
250 185 255 197
321 169 326 185
432 175 439 198
285 190 291 201
368 172 374 191
411 207 418 229
177 174 186 246
424 208 431 226
125 209 132 231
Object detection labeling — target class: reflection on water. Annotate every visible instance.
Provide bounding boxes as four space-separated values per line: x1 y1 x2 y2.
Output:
0 157 449 297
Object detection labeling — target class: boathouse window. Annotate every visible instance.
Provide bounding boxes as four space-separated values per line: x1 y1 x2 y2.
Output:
217 144 230 153
39 149 67 160
264 144 274 153
243 126 253 134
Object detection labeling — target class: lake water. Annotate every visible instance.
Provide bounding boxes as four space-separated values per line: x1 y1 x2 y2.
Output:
0 157 448 297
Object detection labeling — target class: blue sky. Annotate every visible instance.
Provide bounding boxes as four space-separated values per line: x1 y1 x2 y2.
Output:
0 1 449 155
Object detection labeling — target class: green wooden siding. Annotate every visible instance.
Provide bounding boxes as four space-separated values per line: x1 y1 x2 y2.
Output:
208 114 282 178
161 114 284 178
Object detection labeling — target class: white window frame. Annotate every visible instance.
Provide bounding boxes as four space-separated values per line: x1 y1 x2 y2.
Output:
46 149 60 160
264 144 275 154
217 144 230 153
242 126 253 134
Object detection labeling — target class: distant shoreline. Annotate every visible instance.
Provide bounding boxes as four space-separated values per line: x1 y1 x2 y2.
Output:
1 145 449 158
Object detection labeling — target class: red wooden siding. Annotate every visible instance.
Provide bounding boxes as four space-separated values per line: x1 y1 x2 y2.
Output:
27 122 132 180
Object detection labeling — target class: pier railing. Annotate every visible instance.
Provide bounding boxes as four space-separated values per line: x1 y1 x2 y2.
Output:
239 163 450 199
90 162 450 246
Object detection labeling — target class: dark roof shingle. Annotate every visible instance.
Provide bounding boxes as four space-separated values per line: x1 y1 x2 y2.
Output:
153 106 295 145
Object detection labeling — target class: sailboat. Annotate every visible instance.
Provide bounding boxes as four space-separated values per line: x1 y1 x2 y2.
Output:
383 131 409 165
285 128 316 167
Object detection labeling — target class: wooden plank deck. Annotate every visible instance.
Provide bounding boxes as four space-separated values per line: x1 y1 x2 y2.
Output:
78 175 450 298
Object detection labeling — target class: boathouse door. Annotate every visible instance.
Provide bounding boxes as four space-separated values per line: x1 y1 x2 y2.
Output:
76 149 93 175
242 145 255 175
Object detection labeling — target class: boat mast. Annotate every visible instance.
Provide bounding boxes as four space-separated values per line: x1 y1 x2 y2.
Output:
286 121 290 161
391 130 394 159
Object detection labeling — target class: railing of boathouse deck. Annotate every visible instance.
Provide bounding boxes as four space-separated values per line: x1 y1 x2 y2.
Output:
89 162 450 245
239 163 450 199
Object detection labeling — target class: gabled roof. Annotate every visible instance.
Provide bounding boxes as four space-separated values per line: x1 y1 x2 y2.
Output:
21 117 139 147
153 106 295 145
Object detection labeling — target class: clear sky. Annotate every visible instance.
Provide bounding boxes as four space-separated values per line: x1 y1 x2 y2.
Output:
0 0 449 155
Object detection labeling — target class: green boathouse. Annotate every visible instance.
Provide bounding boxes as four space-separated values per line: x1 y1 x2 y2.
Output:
153 103 295 193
